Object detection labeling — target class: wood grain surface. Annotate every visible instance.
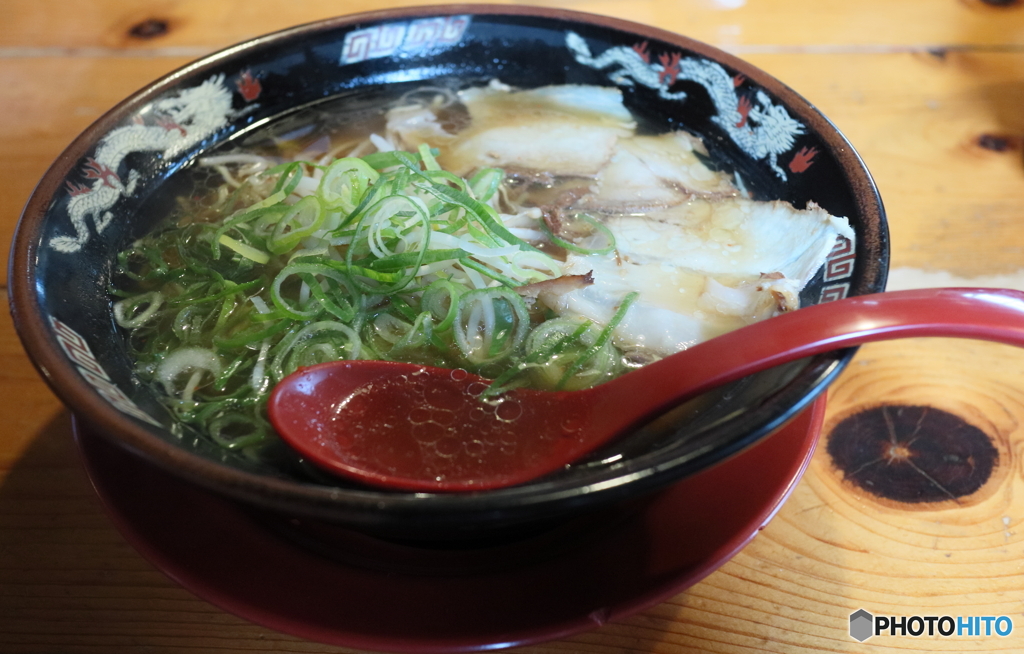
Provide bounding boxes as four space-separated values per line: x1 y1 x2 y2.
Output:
3 1 1024 652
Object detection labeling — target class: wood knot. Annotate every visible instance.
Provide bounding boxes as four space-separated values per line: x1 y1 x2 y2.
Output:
826 405 998 504
976 133 1022 152
128 18 170 40
961 0 1022 10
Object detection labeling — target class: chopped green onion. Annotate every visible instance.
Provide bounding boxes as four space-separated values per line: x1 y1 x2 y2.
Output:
539 212 617 256
453 287 530 366
267 195 325 255
556 292 638 389
218 234 270 264
318 157 380 214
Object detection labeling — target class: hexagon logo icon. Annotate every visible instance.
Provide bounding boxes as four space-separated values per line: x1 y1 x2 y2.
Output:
850 609 874 642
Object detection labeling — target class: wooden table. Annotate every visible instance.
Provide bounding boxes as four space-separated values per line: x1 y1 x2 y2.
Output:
4 1 1024 652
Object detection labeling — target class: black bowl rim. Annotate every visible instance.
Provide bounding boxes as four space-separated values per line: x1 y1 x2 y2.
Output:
9 4 888 525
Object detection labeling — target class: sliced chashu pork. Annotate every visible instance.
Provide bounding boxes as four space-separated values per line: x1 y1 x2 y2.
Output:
535 197 854 356
387 82 636 178
607 197 852 283
578 132 738 211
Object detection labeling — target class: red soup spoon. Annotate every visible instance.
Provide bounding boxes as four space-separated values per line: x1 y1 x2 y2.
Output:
267 287 1024 492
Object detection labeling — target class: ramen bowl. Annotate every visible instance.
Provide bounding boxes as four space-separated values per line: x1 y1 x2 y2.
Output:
9 5 887 540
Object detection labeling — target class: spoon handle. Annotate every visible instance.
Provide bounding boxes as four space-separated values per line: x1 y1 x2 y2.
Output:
596 287 1024 430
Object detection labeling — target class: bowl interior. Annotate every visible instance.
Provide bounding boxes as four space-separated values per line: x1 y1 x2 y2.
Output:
12 6 887 533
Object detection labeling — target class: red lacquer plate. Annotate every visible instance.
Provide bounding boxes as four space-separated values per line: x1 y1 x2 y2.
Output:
74 397 824 653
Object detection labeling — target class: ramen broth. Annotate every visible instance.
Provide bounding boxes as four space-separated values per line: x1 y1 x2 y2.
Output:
112 81 852 462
